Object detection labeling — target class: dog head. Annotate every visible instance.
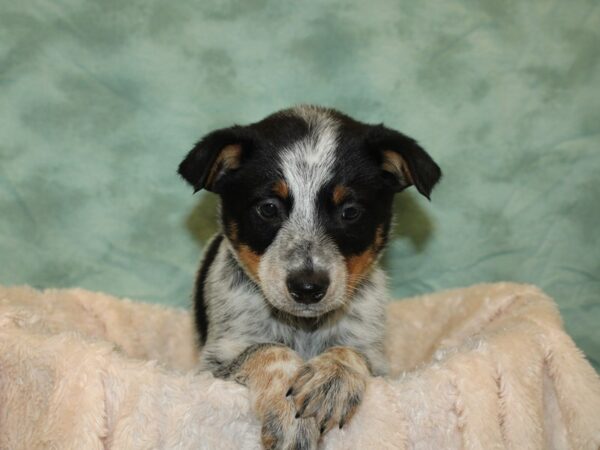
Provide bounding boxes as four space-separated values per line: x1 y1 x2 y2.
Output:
179 106 441 317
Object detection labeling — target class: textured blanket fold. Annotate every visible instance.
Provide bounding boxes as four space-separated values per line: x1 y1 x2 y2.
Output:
1 283 598 449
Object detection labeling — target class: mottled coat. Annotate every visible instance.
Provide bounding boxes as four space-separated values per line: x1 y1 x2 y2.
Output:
178 105 441 449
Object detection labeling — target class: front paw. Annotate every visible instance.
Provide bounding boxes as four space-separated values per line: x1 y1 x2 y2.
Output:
287 347 369 434
260 399 319 450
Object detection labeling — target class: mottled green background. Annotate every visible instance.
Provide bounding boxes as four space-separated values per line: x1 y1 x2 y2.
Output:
1 0 598 370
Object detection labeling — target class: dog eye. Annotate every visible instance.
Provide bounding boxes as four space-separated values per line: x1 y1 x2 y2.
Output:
341 204 362 222
256 199 283 221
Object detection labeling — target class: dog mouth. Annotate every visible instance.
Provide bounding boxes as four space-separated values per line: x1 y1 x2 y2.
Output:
285 301 329 317
262 286 348 318
270 298 339 318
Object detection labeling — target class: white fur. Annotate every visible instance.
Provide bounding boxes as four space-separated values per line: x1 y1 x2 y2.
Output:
280 105 339 231
258 106 348 317
202 241 388 375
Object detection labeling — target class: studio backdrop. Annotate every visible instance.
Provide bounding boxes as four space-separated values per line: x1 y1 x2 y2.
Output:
1 0 598 369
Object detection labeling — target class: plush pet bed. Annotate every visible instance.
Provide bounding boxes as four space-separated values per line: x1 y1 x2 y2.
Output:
1 282 598 449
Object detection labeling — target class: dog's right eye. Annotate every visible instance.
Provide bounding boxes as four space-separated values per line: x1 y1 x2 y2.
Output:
256 199 283 221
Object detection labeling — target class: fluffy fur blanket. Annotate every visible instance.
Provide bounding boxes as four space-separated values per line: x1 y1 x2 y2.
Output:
0 282 598 449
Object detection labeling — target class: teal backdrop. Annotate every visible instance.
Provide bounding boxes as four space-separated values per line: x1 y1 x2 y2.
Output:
1 0 598 370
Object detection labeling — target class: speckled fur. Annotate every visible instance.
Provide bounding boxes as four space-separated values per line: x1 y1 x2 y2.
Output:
198 238 387 448
180 105 441 449
198 239 389 377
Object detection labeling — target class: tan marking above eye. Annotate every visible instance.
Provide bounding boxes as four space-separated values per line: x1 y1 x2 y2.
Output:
272 179 289 199
332 185 349 205
205 144 242 189
238 244 261 280
381 150 414 186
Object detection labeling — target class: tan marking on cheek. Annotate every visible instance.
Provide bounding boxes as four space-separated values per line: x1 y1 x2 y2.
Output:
206 144 242 189
332 185 349 205
382 150 413 186
272 179 289 199
238 245 261 279
346 250 376 294
346 225 386 294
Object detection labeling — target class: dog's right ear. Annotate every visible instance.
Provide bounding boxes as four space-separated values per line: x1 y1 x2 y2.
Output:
178 126 252 193
366 125 442 200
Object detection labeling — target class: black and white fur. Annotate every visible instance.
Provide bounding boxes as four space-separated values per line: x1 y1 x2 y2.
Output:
179 105 441 449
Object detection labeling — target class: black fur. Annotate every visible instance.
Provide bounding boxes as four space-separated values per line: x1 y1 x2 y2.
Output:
178 113 308 193
179 105 442 343
181 109 438 262
193 233 224 345
365 124 442 198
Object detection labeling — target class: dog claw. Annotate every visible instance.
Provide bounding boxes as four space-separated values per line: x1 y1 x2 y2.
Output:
295 398 310 418
286 387 293 397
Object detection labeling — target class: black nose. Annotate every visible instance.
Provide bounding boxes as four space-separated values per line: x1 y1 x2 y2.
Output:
286 270 330 304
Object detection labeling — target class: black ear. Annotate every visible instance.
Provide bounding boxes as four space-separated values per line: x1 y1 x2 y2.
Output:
178 126 252 193
367 125 442 199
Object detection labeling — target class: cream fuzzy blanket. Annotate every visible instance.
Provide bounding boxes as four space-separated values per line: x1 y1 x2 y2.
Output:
0 283 598 449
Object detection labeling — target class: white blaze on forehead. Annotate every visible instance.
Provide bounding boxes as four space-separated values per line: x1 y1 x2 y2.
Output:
280 107 339 232
258 108 348 315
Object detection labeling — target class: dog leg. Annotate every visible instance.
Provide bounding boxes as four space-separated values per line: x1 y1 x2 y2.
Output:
225 343 320 450
287 346 370 435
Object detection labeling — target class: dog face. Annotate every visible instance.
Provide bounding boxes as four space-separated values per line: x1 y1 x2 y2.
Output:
179 106 441 317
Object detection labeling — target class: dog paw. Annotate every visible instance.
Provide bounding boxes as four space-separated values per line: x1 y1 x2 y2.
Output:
287 347 369 434
260 399 319 450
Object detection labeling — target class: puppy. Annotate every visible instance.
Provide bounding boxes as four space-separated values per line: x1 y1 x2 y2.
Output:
178 105 441 449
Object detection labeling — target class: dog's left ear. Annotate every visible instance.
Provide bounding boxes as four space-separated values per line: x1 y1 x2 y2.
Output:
178 125 252 193
367 125 442 199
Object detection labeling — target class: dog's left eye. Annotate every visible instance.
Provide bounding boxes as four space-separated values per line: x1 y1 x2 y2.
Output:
341 204 362 222
256 199 284 221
